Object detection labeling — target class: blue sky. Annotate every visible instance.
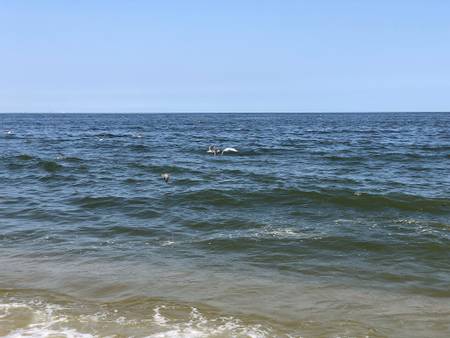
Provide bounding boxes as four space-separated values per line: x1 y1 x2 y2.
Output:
1 0 449 112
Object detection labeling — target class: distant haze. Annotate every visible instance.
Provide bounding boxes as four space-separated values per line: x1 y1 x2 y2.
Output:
1 0 449 112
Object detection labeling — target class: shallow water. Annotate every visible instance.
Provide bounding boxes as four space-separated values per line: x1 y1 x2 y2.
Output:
0 113 449 337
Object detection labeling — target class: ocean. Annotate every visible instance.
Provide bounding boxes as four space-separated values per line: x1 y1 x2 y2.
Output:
0 113 449 337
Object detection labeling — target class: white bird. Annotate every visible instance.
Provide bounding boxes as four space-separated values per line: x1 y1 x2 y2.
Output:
161 173 170 183
207 145 221 156
221 147 238 155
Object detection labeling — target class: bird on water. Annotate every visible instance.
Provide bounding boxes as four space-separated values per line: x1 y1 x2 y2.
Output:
207 145 221 156
207 145 238 156
161 173 170 183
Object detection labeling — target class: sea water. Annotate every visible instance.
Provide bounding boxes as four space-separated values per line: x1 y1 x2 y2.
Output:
0 113 449 337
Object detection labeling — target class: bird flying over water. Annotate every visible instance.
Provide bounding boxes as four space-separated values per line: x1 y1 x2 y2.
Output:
221 147 238 155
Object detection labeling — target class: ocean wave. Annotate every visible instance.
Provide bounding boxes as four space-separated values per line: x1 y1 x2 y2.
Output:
183 219 265 231
0 300 94 338
0 228 49 242
70 195 153 209
92 132 129 138
187 226 322 254
417 145 450 152
0 294 273 338
187 221 448 257
147 306 270 338
62 156 83 163
394 219 450 231
174 189 242 207
128 144 152 152
39 174 78 182
172 188 450 213
4 154 89 175
171 178 203 186
324 155 366 162
1 154 39 170
126 208 161 219
126 162 201 175
123 177 144 184
38 160 63 173
15 154 35 161
78 225 158 237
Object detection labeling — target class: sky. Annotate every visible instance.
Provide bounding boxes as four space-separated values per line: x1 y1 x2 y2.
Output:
1 0 449 112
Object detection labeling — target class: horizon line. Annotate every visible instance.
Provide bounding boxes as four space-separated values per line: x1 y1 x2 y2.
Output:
0 111 449 114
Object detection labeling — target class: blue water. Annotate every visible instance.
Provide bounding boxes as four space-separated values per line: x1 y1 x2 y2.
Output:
0 113 449 337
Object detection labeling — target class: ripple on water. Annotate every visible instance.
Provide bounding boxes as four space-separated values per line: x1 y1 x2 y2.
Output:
38 160 63 173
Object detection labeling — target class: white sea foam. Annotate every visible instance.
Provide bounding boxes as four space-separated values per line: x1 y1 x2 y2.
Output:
1 300 94 338
260 227 311 239
5 327 95 338
1 300 271 338
0 302 32 319
147 307 270 338
229 226 320 241
153 305 168 325
195 225 320 245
